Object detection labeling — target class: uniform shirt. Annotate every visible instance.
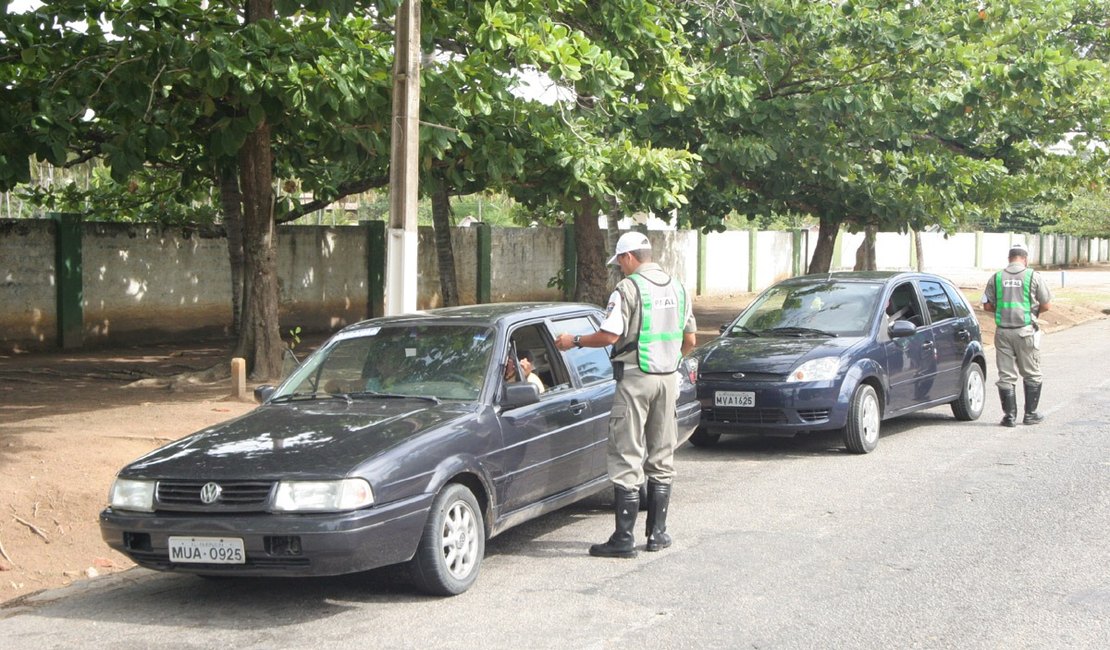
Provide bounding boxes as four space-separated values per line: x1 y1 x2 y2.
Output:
983 263 1052 324
599 263 696 365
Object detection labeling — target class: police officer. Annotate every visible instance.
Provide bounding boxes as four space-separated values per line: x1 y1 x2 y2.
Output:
555 232 696 558
982 243 1052 427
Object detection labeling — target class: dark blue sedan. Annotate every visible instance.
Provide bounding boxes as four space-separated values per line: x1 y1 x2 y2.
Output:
100 303 701 595
688 272 986 453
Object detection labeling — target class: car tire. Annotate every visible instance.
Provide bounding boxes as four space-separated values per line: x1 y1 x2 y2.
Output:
688 427 720 448
950 363 985 421
843 383 881 454
409 483 485 596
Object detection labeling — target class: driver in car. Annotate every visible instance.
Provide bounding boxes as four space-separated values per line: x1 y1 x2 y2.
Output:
504 350 545 393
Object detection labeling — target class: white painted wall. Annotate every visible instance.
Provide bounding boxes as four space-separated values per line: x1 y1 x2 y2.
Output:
1 218 1106 352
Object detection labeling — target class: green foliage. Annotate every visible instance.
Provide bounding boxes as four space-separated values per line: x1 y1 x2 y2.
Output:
659 0 1110 236
1039 189 1110 237
3 0 1108 243
287 325 302 351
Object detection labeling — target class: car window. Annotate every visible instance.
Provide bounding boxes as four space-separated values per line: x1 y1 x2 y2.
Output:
735 281 881 336
278 324 495 401
920 280 956 323
886 282 925 327
941 282 972 318
552 315 613 385
504 323 570 394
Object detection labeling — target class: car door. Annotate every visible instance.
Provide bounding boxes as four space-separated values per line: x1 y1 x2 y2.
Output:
548 313 614 484
882 281 937 413
918 279 966 400
492 319 603 515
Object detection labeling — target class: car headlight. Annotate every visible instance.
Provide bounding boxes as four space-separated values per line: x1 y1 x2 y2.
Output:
272 478 374 512
109 478 155 512
786 357 842 383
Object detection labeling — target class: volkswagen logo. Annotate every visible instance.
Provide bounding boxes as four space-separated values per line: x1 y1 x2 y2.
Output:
732 372 746 379
199 482 223 504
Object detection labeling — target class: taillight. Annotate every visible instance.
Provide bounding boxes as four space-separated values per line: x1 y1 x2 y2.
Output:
683 357 699 383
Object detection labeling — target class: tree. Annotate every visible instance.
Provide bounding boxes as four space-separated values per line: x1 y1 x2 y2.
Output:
651 0 1110 272
1 1 396 379
414 1 701 306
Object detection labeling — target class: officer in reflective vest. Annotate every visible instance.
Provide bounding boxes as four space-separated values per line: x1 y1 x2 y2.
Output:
982 243 1052 427
555 232 696 558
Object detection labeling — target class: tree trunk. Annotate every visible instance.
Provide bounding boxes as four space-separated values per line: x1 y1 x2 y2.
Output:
217 168 244 334
913 228 924 271
232 0 283 382
572 196 609 305
854 224 878 271
807 214 840 273
431 178 459 307
605 195 622 289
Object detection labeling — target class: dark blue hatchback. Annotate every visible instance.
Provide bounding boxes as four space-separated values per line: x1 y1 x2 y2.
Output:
688 272 986 453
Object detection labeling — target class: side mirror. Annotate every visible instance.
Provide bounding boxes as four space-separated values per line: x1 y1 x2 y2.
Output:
889 320 917 338
254 385 277 404
501 383 540 410
719 323 729 334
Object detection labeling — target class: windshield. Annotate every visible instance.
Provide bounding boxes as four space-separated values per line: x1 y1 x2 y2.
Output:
730 281 882 337
275 324 496 402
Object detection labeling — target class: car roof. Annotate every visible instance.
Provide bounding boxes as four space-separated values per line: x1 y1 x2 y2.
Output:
777 271 952 286
337 302 602 335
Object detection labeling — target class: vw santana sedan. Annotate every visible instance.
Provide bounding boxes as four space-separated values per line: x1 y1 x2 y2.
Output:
689 272 985 454
100 303 701 595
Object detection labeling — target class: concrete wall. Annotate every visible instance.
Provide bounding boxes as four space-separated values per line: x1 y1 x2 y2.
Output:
0 219 56 348
280 226 369 331
82 223 232 342
2 217 1107 353
703 230 750 294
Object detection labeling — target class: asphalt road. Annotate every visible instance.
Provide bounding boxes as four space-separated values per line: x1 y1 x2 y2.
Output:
2 319 1108 649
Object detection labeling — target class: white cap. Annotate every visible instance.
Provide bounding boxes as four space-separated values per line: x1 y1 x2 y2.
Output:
607 232 652 266
1009 242 1028 257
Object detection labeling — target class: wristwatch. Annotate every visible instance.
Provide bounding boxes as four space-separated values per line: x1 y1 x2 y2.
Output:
573 335 582 348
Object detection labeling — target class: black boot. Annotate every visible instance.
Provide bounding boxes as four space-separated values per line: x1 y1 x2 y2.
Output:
644 480 672 552
1023 381 1044 425
589 486 639 558
999 386 1017 428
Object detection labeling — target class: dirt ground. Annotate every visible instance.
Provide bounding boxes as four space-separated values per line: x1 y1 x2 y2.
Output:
2 274 1108 606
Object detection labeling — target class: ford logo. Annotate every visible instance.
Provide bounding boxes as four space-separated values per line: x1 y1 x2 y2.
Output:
732 372 746 379
199 482 223 504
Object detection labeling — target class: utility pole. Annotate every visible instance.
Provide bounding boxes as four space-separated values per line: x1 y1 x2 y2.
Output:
387 0 420 315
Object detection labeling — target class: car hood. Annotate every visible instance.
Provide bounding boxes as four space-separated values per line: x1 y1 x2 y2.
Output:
119 399 474 480
694 335 861 375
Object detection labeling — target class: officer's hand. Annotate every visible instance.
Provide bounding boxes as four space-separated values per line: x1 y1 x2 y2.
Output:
554 333 573 351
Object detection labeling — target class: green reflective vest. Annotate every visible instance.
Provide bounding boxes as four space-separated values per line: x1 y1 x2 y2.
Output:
994 268 1034 328
627 273 687 374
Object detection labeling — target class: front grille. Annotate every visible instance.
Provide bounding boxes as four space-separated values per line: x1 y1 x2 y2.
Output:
699 372 782 382
156 480 275 512
704 407 787 425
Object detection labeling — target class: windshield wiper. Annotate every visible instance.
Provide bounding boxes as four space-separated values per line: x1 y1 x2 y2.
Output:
270 392 352 404
346 391 441 405
765 326 839 338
